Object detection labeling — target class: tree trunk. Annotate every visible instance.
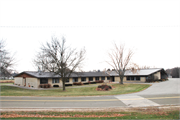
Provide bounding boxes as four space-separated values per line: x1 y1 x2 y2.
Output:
119 76 124 84
62 80 65 91
120 78 123 84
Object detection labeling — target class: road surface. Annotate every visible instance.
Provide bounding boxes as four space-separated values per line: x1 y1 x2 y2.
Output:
0 78 180 109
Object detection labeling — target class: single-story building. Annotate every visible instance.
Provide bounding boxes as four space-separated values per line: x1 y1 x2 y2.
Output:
108 68 168 83
14 68 168 88
14 71 110 88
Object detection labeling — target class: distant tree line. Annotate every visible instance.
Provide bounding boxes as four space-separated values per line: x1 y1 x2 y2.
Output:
166 67 180 78
0 39 16 79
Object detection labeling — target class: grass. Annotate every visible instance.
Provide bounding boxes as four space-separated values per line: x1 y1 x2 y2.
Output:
1 110 179 119
0 80 14 85
0 80 14 83
0 83 150 96
0 79 14 81
0 83 13 85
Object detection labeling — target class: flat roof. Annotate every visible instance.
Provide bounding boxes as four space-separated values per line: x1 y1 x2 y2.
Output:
108 68 164 76
14 71 109 78
14 68 166 78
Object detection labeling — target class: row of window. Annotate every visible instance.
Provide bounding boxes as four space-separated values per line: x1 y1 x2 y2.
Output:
127 76 140 81
41 76 142 84
52 77 111 83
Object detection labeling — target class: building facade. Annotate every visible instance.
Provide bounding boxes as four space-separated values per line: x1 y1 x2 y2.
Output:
14 68 168 88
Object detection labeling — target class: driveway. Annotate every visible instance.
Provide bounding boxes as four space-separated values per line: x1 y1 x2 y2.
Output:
1 78 180 109
115 78 180 107
134 78 180 95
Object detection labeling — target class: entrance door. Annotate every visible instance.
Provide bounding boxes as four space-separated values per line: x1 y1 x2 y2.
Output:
112 76 115 82
23 78 26 86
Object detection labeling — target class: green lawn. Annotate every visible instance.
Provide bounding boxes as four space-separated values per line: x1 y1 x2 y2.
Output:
0 83 150 96
1 110 179 119
0 83 13 85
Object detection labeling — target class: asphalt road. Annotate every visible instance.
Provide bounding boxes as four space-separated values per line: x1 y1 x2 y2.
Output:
0 78 180 109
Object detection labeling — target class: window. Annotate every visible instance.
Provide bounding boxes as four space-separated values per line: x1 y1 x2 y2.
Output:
95 77 99 80
89 77 93 81
136 77 140 81
127 76 140 81
52 78 59 83
73 77 78 82
66 78 69 83
81 77 86 82
127 77 131 81
101 77 105 80
40 78 48 84
130 77 134 80
107 77 110 80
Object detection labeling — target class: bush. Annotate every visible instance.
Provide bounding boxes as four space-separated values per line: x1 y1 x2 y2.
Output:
65 84 73 86
39 84 51 88
47 84 51 88
88 81 96 84
90 81 96 84
96 84 112 91
73 82 83 85
83 82 89 85
44 84 48 88
53 85 59 87
95 80 104 83
41 84 44 88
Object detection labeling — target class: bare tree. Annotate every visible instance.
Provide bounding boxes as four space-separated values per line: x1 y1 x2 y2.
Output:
166 67 180 78
171 67 180 78
139 65 150 69
33 37 86 90
130 65 153 74
0 39 15 79
107 43 134 84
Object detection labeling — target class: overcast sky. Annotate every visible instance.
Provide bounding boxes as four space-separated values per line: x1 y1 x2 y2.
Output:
0 0 179 73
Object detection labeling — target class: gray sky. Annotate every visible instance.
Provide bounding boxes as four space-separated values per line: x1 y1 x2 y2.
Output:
0 0 179 73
